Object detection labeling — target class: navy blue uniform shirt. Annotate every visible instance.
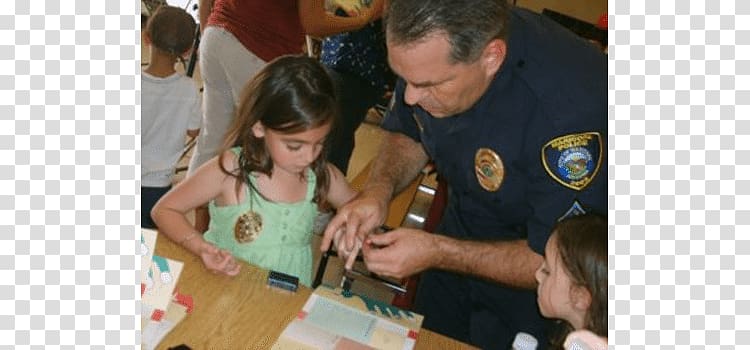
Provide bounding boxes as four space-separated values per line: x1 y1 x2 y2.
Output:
381 8 607 348
382 8 606 254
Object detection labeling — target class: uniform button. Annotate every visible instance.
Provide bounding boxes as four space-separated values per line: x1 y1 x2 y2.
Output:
282 223 288 229
281 235 287 242
284 209 290 215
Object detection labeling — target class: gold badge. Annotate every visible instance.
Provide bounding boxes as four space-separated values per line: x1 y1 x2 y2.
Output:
475 148 505 192
234 210 263 243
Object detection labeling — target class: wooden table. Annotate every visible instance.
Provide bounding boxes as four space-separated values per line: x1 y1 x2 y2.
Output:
154 234 477 349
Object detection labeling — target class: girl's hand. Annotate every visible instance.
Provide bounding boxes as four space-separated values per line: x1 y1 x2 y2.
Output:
198 241 241 276
181 234 241 276
333 227 362 270
321 190 388 257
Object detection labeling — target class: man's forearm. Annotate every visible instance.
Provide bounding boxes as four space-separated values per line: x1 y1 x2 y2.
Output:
364 132 428 201
433 236 542 289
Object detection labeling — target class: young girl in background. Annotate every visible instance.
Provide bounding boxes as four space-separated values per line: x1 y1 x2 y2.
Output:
535 213 608 349
152 55 356 286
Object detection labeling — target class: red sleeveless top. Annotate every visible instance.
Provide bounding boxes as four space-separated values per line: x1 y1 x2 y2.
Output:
207 0 305 61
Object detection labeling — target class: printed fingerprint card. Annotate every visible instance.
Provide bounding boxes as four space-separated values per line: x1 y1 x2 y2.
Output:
142 255 183 312
273 286 423 350
140 229 157 285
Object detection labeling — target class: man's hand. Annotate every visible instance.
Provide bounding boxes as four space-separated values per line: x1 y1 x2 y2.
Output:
320 191 389 256
361 228 439 279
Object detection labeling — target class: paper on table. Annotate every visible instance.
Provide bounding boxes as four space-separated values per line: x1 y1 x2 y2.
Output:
273 286 422 350
142 298 190 350
142 255 183 312
305 295 378 344
141 229 157 286
273 319 376 350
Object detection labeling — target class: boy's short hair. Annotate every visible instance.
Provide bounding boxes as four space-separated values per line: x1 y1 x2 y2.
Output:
145 6 196 57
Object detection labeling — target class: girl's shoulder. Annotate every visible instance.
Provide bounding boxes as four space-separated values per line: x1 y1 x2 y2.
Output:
211 148 246 187
218 148 242 169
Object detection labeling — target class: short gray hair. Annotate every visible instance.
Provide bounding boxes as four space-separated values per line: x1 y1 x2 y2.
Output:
384 0 511 63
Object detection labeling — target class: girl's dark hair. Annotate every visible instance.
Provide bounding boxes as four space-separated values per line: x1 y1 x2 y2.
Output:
219 55 338 205
384 0 510 64
145 6 196 58
549 213 608 349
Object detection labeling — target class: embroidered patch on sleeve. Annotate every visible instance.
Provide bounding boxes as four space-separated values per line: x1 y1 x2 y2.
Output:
541 132 603 191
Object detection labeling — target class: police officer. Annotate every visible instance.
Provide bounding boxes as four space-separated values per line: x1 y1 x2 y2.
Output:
321 0 606 348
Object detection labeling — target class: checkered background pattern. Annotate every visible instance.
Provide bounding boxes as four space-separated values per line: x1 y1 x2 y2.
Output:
0 0 746 348
0 1 140 348
610 0 750 348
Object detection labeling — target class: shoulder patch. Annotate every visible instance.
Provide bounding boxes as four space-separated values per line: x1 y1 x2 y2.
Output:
541 132 603 191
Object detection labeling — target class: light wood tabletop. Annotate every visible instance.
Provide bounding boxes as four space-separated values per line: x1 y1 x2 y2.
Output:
154 233 477 350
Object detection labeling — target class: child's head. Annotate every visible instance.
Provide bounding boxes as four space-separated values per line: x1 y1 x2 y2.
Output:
222 55 338 203
535 213 607 339
144 6 196 59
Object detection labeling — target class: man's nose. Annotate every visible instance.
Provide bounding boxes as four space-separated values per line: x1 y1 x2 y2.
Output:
403 84 425 106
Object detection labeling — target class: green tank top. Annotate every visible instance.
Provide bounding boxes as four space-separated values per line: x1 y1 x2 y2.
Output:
203 148 318 286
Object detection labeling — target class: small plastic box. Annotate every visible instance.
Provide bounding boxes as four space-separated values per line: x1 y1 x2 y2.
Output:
267 270 299 292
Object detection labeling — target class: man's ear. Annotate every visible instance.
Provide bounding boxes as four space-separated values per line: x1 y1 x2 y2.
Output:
481 38 506 77
251 122 265 138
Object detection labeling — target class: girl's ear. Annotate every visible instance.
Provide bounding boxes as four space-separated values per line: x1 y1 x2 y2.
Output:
571 285 592 313
251 122 265 138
